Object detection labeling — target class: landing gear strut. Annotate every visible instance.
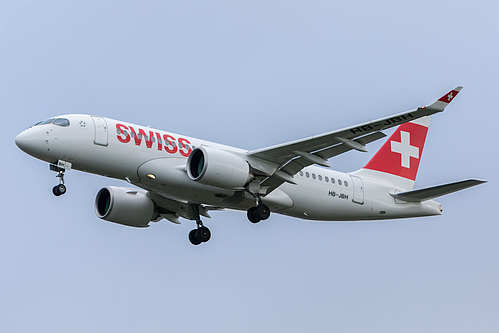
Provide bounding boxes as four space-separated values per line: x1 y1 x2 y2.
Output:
188 205 211 246
247 195 271 223
50 164 67 196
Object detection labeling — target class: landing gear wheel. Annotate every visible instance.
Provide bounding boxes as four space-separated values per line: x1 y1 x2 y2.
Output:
247 204 271 223
52 184 67 196
197 226 211 243
256 204 270 220
188 204 212 245
188 227 211 245
247 207 261 223
189 229 202 246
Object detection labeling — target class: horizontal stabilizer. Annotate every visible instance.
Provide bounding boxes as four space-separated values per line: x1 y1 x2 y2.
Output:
390 179 486 202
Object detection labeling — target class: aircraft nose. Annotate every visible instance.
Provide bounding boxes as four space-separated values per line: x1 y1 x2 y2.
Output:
15 130 31 152
15 128 47 157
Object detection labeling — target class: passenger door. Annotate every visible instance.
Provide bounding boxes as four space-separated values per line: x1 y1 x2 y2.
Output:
91 116 108 146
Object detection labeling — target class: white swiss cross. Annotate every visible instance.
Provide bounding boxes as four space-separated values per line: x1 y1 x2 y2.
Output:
391 131 419 168
447 92 454 101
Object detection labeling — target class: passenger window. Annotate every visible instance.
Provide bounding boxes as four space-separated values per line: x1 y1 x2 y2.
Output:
331 178 335 184
312 173 316 179
338 179 342 185
325 176 329 182
299 171 303 176
344 181 348 187
306 172 310 178
318 175 322 181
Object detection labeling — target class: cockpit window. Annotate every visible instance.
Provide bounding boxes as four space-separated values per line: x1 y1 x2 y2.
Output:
53 118 70 126
34 118 70 127
36 118 56 126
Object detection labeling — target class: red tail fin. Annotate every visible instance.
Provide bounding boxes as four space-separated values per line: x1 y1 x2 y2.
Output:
359 117 430 188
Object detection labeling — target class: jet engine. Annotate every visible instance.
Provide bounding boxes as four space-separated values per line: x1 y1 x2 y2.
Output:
187 146 252 189
94 186 158 227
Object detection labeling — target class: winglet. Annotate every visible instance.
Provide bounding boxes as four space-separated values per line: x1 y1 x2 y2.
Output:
426 86 463 112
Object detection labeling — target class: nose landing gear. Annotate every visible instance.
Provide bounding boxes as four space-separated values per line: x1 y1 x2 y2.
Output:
50 162 70 196
52 183 67 196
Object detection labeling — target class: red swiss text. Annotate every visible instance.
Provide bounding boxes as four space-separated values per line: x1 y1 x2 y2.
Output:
116 123 192 157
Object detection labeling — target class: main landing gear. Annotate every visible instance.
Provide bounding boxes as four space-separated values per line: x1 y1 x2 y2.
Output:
188 205 211 246
247 195 271 223
50 164 67 196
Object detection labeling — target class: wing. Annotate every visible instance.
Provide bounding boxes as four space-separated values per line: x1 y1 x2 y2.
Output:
247 87 462 194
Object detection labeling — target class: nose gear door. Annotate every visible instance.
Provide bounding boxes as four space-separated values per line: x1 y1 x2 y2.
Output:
91 116 108 146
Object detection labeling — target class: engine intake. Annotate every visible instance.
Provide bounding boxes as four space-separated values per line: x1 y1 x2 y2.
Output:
187 146 252 189
95 186 157 227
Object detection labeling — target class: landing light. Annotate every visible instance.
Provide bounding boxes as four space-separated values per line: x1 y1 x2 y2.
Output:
146 173 156 180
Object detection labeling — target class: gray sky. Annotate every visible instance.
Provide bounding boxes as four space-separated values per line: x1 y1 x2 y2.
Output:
1 1 497 332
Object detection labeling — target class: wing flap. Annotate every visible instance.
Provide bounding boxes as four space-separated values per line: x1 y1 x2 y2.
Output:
390 179 486 202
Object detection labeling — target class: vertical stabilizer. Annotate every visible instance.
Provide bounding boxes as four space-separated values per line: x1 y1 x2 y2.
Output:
354 116 431 190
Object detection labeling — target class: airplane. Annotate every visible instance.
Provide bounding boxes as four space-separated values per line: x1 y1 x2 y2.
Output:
15 86 486 245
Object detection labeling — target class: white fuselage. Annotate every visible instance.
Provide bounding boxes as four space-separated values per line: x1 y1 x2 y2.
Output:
15 114 442 222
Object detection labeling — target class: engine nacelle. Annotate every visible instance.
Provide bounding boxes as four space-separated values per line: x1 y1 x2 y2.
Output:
94 186 157 227
187 146 252 189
